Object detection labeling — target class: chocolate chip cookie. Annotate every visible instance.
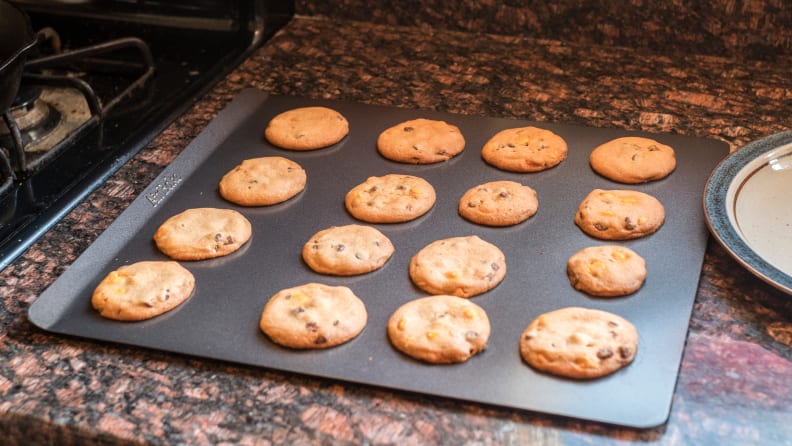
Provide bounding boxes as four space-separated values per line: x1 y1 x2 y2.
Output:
566 245 647 297
345 174 436 223
259 283 367 349
92 261 195 321
409 235 506 298
153 208 252 260
219 156 306 206
574 189 665 240
458 180 538 226
264 106 349 150
519 307 639 379
302 224 395 276
377 118 465 164
481 126 568 172
589 136 676 183
387 295 491 364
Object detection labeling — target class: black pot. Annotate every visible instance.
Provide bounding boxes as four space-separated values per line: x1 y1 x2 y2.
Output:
0 1 38 113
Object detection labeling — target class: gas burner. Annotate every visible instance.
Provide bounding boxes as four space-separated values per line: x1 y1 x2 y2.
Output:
0 87 64 151
1 34 155 178
1 85 92 173
17 88 89 154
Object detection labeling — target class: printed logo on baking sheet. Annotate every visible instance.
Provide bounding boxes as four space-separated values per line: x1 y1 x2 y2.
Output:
145 173 182 207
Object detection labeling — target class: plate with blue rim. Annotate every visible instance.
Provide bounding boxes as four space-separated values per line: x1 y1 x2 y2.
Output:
704 130 792 295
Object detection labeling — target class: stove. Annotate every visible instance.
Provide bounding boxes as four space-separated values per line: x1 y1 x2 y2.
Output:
0 0 293 270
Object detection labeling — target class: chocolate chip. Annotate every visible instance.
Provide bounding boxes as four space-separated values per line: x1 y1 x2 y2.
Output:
624 217 636 230
499 191 511 199
335 244 345 252
314 335 328 344
306 321 319 332
619 346 633 358
594 223 608 231
491 262 500 271
597 347 614 359
291 306 305 316
404 126 414 132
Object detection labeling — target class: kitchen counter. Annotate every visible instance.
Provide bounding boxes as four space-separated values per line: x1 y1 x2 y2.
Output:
2 3 792 444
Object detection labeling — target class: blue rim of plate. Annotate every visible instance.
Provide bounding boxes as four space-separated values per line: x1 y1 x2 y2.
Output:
703 130 792 295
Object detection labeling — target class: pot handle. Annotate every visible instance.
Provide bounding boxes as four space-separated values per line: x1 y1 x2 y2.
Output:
0 36 38 74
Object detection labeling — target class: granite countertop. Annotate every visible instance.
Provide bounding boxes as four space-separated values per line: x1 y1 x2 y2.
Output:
2 4 792 445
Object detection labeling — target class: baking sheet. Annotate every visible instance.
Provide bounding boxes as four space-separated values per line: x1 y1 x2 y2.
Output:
29 89 728 428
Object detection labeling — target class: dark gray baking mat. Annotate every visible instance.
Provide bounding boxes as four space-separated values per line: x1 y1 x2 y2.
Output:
29 89 728 428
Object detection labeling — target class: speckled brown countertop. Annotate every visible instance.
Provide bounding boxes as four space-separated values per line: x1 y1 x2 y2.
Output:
2 3 792 445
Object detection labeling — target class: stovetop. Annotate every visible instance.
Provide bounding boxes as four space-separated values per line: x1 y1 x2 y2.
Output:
0 0 293 271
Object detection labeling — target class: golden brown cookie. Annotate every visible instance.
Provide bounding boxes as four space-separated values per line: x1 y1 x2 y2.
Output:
481 126 568 172
153 208 252 260
218 156 306 206
387 295 491 364
409 235 506 298
519 307 638 379
566 245 647 297
302 224 395 276
264 106 349 150
574 189 665 240
589 136 676 183
91 261 195 321
458 180 538 226
259 283 367 349
345 174 436 223
377 118 465 164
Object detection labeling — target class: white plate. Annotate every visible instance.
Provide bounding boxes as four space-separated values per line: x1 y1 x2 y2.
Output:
704 130 792 294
